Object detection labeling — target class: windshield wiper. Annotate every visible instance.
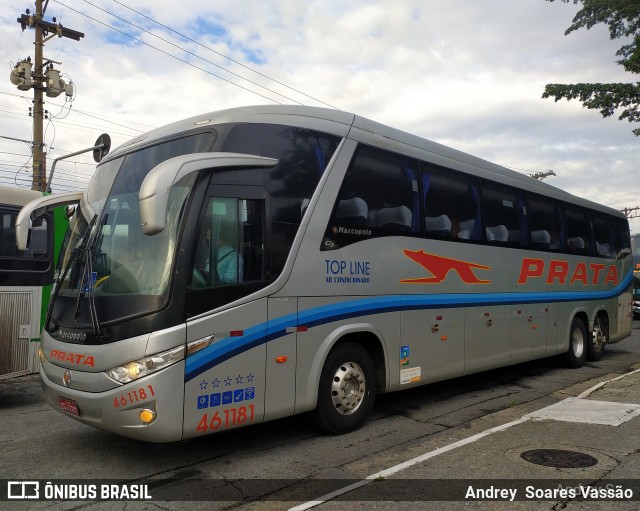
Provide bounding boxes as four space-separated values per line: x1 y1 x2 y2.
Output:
85 215 108 335
72 214 101 332
46 213 98 331
85 214 109 335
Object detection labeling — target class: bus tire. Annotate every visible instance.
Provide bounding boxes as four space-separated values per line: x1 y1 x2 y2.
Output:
564 317 587 368
312 342 376 435
587 315 607 362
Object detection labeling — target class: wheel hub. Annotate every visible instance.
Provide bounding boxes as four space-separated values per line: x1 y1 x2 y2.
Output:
331 362 366 416
572 328 584 358
592 319 606 352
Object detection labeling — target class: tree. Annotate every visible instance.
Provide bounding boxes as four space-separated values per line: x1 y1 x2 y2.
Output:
542 0 640 135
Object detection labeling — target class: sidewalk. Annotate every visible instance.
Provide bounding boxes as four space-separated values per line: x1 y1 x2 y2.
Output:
293 364 640 510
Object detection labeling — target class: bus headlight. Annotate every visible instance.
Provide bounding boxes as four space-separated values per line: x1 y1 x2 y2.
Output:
106 345 185 384
38 346 46 364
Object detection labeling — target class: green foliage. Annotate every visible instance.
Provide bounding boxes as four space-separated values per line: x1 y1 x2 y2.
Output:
544 0 640 134
543 82 640 134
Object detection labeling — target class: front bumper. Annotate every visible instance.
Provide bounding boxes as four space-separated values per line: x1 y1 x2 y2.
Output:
40 358 185 443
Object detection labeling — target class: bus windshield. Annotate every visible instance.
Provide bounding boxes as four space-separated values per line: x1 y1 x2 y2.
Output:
48 133 213 337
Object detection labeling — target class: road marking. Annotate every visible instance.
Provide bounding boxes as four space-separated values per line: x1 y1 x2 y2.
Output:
288 416 530 511
289 367 640 511
576 367 640 399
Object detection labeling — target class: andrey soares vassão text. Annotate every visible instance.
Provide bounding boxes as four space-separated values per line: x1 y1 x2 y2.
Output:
465 484 634 501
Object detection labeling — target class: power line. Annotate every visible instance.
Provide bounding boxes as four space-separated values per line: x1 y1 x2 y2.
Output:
547 174 633 212
0 105 135 138
50 2 286 105
107 0 338 110
503 163 634 212
0 89 150 133
0 151 95 166
0 161 92 183
77 0 306 106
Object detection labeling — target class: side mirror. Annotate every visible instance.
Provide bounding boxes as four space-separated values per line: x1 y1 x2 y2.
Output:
139 152 277 235
16 191 83 251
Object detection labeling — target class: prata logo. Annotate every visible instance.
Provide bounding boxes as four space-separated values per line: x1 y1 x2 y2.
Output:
401 249 492 284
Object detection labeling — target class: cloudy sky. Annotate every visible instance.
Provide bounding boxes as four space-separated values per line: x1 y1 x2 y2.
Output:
1 0 638 233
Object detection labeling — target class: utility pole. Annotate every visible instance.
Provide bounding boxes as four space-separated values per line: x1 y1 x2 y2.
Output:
622 206 640 219
32 0 45 192
11 0 84 191
529 170 556 181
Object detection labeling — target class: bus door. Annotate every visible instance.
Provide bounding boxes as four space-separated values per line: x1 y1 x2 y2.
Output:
185 186 271 436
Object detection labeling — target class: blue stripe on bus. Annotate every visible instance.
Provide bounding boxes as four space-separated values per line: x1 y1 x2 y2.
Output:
184 271 633 382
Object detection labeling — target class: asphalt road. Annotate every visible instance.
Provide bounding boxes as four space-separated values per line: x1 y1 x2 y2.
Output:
1 322 640 511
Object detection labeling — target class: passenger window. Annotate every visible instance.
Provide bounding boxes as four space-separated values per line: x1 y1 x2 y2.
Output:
613 217 631 259
323 145 419 249
564 207 590 255
528 195 562 251
592 214 615 258
482 183 527 247
422 165 481 241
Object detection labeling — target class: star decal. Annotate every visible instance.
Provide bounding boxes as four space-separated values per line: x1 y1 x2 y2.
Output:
236 375 244 385
246 373 255 382
224 376 232 386
211 378 220 388
199 380 208 390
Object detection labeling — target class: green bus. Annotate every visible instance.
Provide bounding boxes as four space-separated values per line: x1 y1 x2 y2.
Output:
0 185 68 378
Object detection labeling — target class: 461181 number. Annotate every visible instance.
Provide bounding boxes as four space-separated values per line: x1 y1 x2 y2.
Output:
197 405 255 432
113 385 155 408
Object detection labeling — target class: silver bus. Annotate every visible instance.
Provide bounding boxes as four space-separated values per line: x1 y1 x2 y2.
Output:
17 105 633 442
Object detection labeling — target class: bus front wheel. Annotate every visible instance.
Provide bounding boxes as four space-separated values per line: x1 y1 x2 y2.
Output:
564 317 587 368
312 342 376 435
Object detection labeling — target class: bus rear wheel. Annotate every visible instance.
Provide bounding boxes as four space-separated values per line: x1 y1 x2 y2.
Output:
587 315 607 362
312 342 376 435
564 317 587 368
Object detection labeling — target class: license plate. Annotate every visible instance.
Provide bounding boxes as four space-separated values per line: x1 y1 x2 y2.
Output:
58 397 79 416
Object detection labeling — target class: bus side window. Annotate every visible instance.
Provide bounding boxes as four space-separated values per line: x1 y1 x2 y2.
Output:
31 217 49 256
614 217 631 259
188 197 266 314
422 165 480 241
564 206 590 255
592 214 615 258
0 209 52 285
481 182 527 247
528 195 561 251
323 144 419 249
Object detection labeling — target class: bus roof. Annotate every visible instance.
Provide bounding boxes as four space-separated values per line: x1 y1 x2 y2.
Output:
0 185 43 207
104 105 625 220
